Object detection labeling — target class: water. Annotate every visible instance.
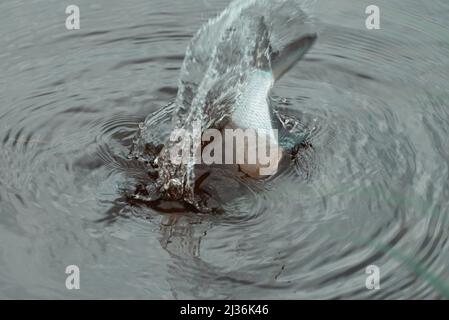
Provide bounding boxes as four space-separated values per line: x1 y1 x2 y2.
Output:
0 0 449 299
131 0 316 206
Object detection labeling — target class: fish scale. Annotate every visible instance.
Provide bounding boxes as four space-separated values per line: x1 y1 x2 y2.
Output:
231 69 276 140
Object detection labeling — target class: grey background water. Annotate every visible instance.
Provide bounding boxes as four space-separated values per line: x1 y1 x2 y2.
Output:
1 0 449 299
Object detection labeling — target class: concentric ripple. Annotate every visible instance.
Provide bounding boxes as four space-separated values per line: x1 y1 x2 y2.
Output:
0 0 448 299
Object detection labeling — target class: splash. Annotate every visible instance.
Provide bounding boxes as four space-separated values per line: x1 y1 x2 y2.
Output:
129 0 316 207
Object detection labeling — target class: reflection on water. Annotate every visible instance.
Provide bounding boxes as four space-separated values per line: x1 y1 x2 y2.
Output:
0 0 449 298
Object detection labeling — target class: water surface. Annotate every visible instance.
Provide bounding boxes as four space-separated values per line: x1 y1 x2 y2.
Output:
0 0 449 299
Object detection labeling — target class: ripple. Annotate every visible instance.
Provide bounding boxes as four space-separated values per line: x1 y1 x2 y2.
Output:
1 0 449 299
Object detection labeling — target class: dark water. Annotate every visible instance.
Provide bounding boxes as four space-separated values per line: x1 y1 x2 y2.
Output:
1 0 449 299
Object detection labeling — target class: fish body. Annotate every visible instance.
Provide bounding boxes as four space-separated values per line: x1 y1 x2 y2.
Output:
227 34 317 177
231 69 275 134
154 5 317 200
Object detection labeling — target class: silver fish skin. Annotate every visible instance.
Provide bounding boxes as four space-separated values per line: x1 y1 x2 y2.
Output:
231 69 276 136
227 33 317 177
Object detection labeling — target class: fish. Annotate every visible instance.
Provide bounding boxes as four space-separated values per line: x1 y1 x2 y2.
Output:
225 18 316 178
144 3 317 203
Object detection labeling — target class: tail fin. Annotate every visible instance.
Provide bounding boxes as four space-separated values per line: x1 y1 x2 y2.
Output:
252 17 317 80
271 34 317 80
